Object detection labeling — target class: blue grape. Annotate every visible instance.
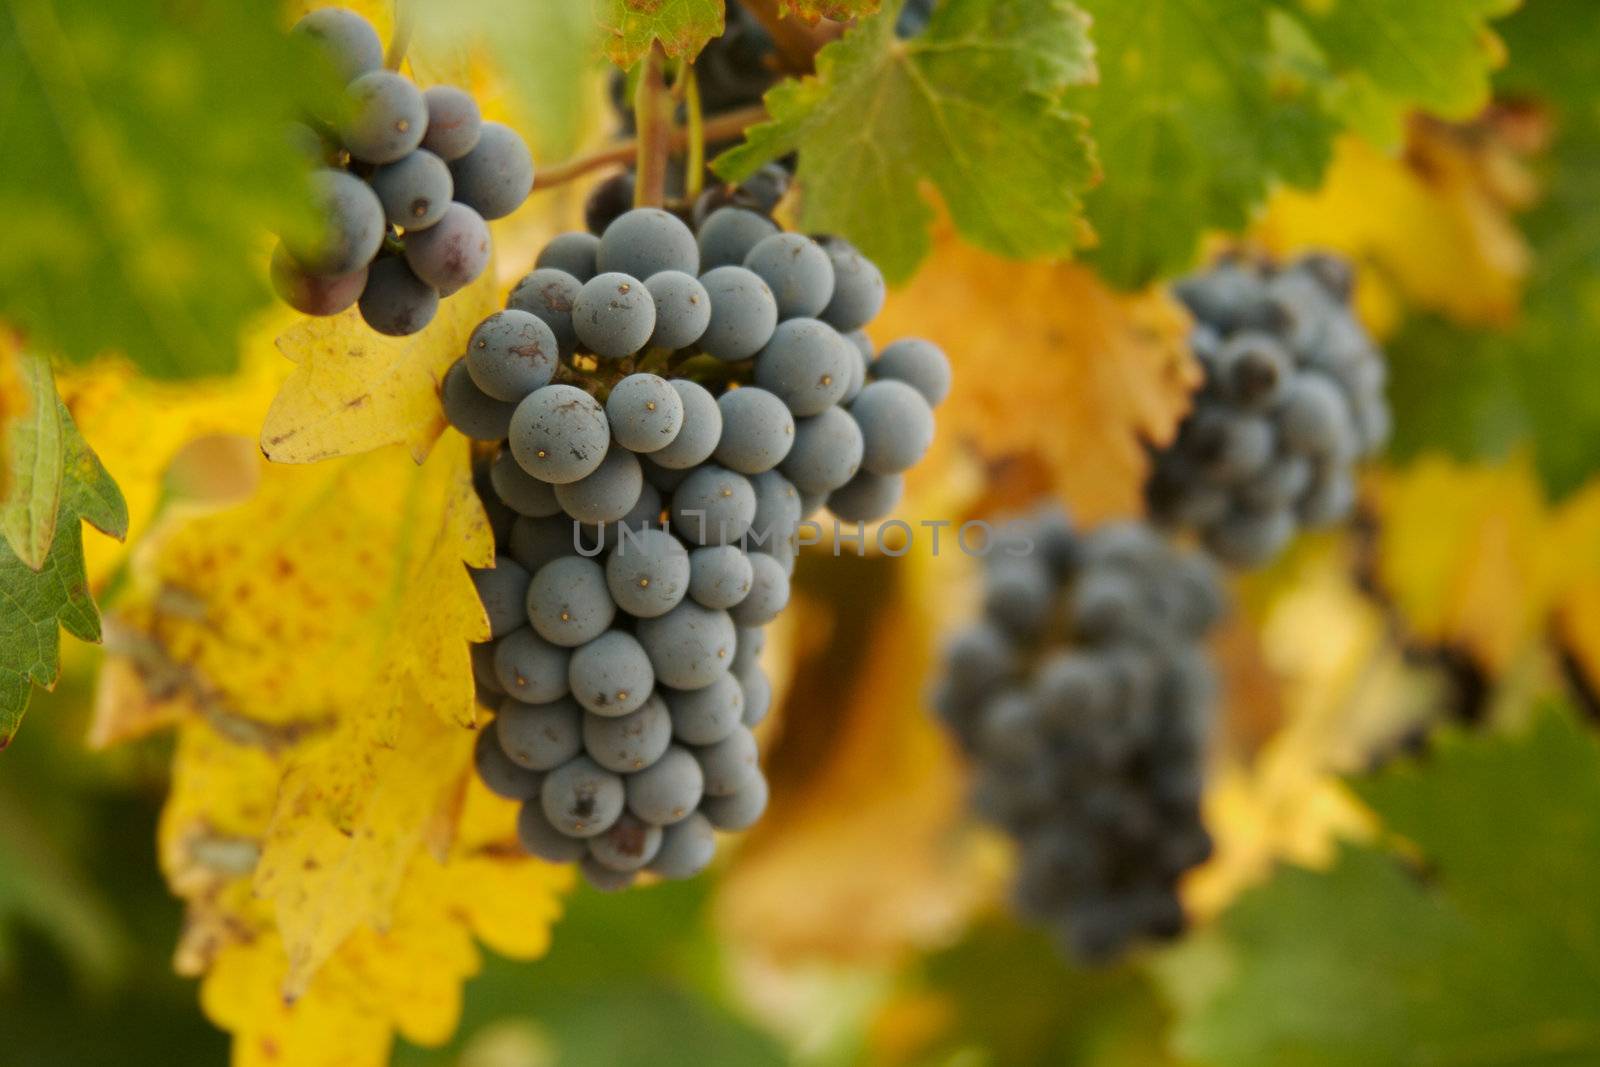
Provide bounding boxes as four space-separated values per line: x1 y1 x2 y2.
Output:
581 853 637 891
554 442 643 524
697 207 778 270
509 514 579 575
604 527 690 619
728 551 788 626
491 447 561 518
780 406 864 494
371 149 453 231
509 384 610 485
748 470 801 562
635 601 737 689
645 271 712 350
687 545 753 610
286 169 384 277
743 233 834 319
507 268 582 356
472 640 505 705
496 695 583 771
444 358 518 440
359 256 439 337
420 85 482 161
752 318 852 416
583 693 672 772
517 799 589 862
271 242 367 317
826 469 903 523
526 556 616 647
841 330 872 403
475 727 543 800
739 666 771 728
291 7 383 85
643 456 693 493
450 121 534 220
624 745 704 825
588 812 664 871
584 172 635 236
404 202 490 294
702 771 768 831
694 724 758 796
669 465 756 546
664 673 744 745
467 309 558 402
537 231 601 282
1278 374 1355 459
470 553 531 637
573 272 656 358
649 380 722 470
713 387 794 474
340 70 427 164
850 380 935 475
597 207 699 280
647 812 716 878
731 626 765 676
567 630 655 716
606 373 684 454
698 266 778 362
872 338 951 406
541 755 625 837
493 627 571 704
817 236 885 332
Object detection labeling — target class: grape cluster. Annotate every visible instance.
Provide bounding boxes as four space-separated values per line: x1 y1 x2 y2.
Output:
934 509 1225 962
273 7 534 336
452 192 950 889
1146 254 1391 567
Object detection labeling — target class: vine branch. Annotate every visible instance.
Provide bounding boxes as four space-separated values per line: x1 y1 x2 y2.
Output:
737 0 843 74
634 44 673 207
532 105 768 192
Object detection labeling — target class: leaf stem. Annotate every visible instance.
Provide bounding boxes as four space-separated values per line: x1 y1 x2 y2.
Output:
384 0 415 71
737 0 843 74
532 105 767 192
683 64 706 200
634 44 672 208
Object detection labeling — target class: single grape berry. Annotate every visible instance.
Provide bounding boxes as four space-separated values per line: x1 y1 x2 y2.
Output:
817 236 886 332
442 358 517 440
871 338 952 406
850 379 936 475
508 384 610 485
597 208 700 281
635 600 737 690
493 627 571 704
753 318 853 417
687 545 753 611
606 373 685 454
827 469 903 523
781 406 865 495
650 380 722 470
583 696 673 772
370 149 453 231
568 630 656 716
669 465 757 547
698 207 779 271
537 232 601 282
285 169 385 277
341 70 427 164
466 309 558 402
743 232 835 320
496 696 583 771
527 555 617 647
698 266 779 362
507 268 583 356
291 7 383 85
541 756 626 838
664 673 745 746
450 121 535 220
420 85 483 161
624 746 704 825
271 243 367 317
553 442 644 525
645 271 712 350
572 272 656 359
404 202 491 295
584 172 635 236
714 387 795 475
604 527 691 619
470 554 532 638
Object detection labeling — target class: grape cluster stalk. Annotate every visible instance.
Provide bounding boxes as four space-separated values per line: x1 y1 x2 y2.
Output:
1147 253 1391 566
274 8 535 336
455 181 951 890
934 509 1226 961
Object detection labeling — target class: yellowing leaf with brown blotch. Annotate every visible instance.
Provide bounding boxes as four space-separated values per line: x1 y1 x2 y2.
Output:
869 228 1198 524
1254 117 1541 337
261 270 498 464
1549 481 1600 698
717 548 994 962
1368 455 1553 675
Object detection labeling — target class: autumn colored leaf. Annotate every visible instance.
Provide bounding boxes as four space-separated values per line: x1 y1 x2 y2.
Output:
717 549 994 962
261 269 500 464
1550 482 1600 701
1368 455 1553 675
779 0 880 23
597 0 724 68
870 228 1199 524
1254 121 1538 337
715 0 1097 282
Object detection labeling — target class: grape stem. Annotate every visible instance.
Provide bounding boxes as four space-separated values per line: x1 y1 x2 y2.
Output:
737 0 843 73
531 105 767 191
682 64 705 201
634 44 673 208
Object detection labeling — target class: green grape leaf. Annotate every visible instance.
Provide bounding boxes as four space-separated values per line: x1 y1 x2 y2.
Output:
1071 0 1519 288
713 0 1097 283
598 0 724 68
0 351 64 570
1162 707 1600 1067
0 397 126 748
0 0 320 378
1068 0 1336 288
1384 9 1600 498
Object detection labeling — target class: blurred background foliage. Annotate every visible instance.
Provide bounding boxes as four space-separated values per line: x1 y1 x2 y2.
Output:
4 0 1600 1064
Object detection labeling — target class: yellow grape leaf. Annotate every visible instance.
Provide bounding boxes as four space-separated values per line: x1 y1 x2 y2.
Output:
1368 454 1553 675
55 328 288 586
717 548 994 962
1254 118 1539 337
261 269 498 464
869 226 1198 524
1550 480 1600 697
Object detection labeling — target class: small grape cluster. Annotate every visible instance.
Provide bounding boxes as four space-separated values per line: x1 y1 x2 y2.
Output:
272 7 534 337
934 509 1225 961
1146 254 1391 566
452 193 951 890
